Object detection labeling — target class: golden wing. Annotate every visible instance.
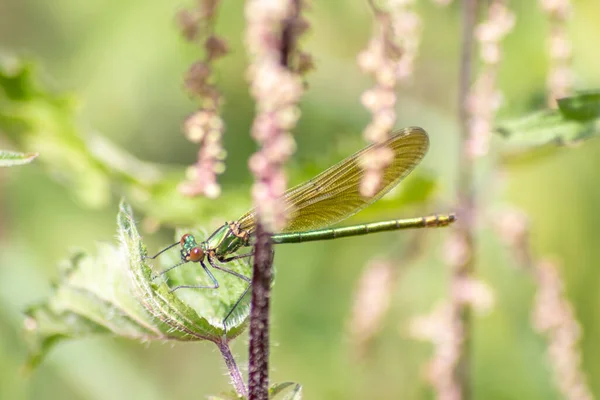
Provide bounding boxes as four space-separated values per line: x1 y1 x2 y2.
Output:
237 126 429 234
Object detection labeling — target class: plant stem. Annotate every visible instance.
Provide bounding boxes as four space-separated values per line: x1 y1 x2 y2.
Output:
217 340 248 398
454 0 478 399
248 222 274 400
280 0 300 66
247 2 300 398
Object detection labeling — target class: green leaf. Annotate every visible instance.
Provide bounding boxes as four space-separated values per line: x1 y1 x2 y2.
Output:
0 149 37 166
497 109 598 147
496 92 600 166
497 91 600 153
0 58 112 207
0 54 38 100
0 56 252 226
24 200 251 370
120 200 252 340
557 90 600 121
270 382 303 400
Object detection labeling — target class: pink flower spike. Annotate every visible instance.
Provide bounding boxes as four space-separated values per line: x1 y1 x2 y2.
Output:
245 0 310 231
358 0 423 197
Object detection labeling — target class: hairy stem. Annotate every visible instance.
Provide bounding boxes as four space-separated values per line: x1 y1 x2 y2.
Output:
454 0 478 398
248 222 274 400
217 340 248 397
247 2 301 398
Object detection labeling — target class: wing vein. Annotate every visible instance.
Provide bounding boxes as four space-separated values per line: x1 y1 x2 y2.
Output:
237 127 429 234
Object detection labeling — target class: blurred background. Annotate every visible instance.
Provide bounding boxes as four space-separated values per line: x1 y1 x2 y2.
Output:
1 0 600 399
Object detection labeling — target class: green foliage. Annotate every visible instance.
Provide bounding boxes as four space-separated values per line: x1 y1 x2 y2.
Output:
269 382 303 400
497 91 600 165
0 150 37 167
497 108 598 146
557 90 600 121
24 200 251 371
0 56 251 224
0 58 113 207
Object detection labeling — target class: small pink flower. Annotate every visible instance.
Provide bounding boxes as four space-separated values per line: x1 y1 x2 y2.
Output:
467 1 515 158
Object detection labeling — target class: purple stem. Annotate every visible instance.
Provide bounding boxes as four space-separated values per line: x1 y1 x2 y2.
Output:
247 222 274 400
217 340 248 397
247 2 299 399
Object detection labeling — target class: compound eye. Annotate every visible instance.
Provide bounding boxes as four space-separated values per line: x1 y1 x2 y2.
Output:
180 233 190 245
189 247 204 262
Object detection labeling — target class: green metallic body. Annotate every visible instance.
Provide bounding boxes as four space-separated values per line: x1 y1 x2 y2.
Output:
270 213 454 245
205 224 244 260
189 213 455 260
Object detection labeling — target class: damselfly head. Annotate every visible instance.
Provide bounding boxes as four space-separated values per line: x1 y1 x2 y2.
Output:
179 233 204 262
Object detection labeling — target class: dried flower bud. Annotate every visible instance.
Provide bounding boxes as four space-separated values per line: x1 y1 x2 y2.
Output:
296 51 314 74
177 1 230 198
185 61 211 94
206 35 229 60
198 0 220 19
176 9 200 41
